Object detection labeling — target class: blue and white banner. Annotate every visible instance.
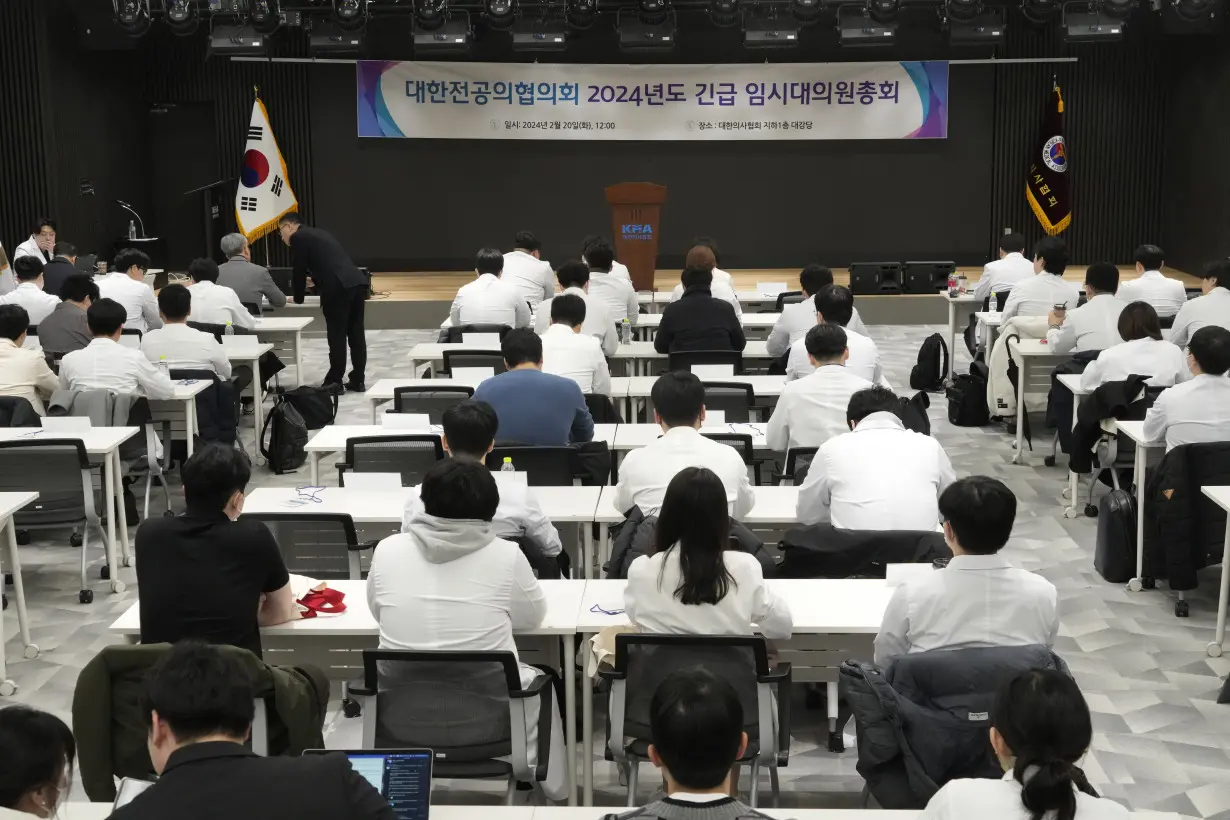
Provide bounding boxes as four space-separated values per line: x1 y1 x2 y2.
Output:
357 61 948 141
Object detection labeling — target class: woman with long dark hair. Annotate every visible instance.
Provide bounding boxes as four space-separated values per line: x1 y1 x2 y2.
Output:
921 669 1127 819
1080 300 1190 390
624 467 791 638
0 706 76 818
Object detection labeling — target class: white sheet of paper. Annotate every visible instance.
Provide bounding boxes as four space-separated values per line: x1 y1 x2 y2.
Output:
382 413 431 431
342 472 402 491
452 367 495 385
701 410 726 427
757 282 788 296
41 416 91 432
691 364 735 379
461 333 501 347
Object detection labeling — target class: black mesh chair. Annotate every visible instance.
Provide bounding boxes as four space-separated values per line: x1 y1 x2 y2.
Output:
337 435 445 487
774 291 806 312
0 440 107 603
980 291 1011 312
242 301 262 317
701 432 761 484
441 350 506 378
1159 314 1176 329
390 386 474 423
244 512 373 580
441 323 513 344
350 649 555 803
668 350 744 376
773 446 819 486
703 382 755 423
486 446 575 486
601 634 790 807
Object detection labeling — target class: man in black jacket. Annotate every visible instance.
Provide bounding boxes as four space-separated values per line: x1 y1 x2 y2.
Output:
654 266 746 354
278 213 369 393
110 642 393 820
41 241 80 297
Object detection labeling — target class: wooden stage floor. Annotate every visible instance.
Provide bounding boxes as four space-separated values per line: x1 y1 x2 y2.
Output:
367 266 1197 302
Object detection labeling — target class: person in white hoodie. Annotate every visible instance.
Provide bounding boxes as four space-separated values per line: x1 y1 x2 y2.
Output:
367 458 567 801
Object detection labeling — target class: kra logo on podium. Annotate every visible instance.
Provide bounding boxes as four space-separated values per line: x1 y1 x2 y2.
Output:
622 224 653 242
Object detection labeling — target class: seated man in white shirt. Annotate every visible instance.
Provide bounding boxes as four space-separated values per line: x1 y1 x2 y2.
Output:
1000 236 1081 323
797 386 956 529
582 234 632 281
873 475 1058 668
58 298 176 399
1115 244 1187 319
1080 301 1190 390
1045 262 1125 354
502 231 555 310
533 260 617 356
0 257 59 325
973 232 1034 305
614 371 755 519
1143 325 1230 451
787 285 888 386
767 264 868 359
582 240 639 327
98 248 161 333
187 258 255 330
140 284 232 378
668 245 742 317
540 293 611 396
367 458 568 801
767 323 873 451
1170 260 1230 349
0 304 58 414
12 217 56 264
449 248 532 329
400 399 563 565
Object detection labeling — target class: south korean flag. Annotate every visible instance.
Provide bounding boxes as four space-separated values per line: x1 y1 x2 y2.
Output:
235 97 298 240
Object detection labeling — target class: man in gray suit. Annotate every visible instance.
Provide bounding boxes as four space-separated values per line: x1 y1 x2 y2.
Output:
217 233 288 313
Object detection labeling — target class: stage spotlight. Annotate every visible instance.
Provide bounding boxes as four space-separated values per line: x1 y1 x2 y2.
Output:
113 0 153 35
566 0 597 28
948 3 1005 41
709 0 740 27
415 0 448 28
837 2 897 43
745 7 801 44
413 7 472 51
793 0 823 22
249 0 282 32
866 0 899 22
618 6 675 48
512 16 568 48
1172 0 1217 18
946 0 981 19
1061 0 1126 39
486 0 517 30
334 0 367 27
164 0 199 34
638 0 669 25
1021 0 1059 22
1101 0 1136 16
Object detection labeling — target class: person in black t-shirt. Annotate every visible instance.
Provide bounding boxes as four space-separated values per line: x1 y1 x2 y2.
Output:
135 444 297 657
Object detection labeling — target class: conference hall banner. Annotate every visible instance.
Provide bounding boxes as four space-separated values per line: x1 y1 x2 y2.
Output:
356 61 948 141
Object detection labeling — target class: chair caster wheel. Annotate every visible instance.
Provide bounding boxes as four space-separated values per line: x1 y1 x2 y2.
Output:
122 556 133 568
1143 577 1156 589
15 530 29 546
101 565 110 580
23 644 39 660
0 680 16 697
1084 504 1098 517
342 699 362 718
163 510 175 518
111 580 125 594
1044 455 1056 467
70 533 82 548
1176 600 1190 618
1208 642 1224 658
1127 578 1143 592
827 731 845 753
79 589 94 604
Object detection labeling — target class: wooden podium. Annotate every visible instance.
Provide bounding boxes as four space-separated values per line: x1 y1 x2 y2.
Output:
605 182 667 291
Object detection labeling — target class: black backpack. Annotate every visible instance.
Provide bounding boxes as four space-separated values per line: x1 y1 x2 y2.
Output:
260 395 309 475
909 333 948 392
946 371 990 427
276 386 338 430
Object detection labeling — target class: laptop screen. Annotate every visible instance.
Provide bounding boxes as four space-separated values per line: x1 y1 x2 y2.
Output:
341 749 433 820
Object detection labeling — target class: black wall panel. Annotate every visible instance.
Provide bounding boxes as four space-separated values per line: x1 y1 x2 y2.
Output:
0 0 52 256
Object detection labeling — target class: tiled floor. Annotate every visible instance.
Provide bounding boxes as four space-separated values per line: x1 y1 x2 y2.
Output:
4 325 1229 817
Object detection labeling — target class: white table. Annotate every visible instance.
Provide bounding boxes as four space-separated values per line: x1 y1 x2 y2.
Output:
253 316 314 388
610 341 774 376
1201 486 1230 658
575 576 893 805
974 310 1003 352
109 579 588 806
149 380 211 458
366 379 483 424
1008 339 1071 466
1055 373 1088 518
631 312 780 341
1113 420 1164 596
63 808 536 820
0 490 39 696
943 291 979 379
407 343 503 378
612 422 767 452
620 375 785 421
225 342 275 448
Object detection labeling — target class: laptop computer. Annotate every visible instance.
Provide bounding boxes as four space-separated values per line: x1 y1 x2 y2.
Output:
306 748 433 819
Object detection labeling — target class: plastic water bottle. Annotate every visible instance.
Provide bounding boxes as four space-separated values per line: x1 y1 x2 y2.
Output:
501 456 515 473
157 356 169 377
620 318 631 345
127 220 137 240
989 288 999 314
224 321 234 336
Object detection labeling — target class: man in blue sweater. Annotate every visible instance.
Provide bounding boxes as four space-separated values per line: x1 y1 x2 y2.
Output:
473 328 595 445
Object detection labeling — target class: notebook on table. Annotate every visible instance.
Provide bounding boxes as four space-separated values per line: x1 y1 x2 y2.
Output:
306 748 433 820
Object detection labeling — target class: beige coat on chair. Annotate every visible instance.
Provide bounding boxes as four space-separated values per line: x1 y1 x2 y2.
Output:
987 315 1050 419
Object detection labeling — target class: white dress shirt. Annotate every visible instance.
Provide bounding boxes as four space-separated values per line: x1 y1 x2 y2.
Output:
1143 373 1230 451
767 298 869 358
922 774 1129 820
625 548 793 639
502 250 555 308
450 273 531 329
1169 287 1230 349
797 412 956 530
97 272 162 333
12 237 51 263
973 252 1035 303
587 271 639 326
873 553 1059 667
1045 294 1126 354
1116 269 1188 318
400 481 562 557
0 282 59 325
366 531 545 688
140 323 232 379
187 280 255 329
0 338 59 414
670 269 743 317
614 426 755 519
585 258 633 282
1000 272 1080 323
533 287 617 357
58 337 177 399
785 327 888 386
766 364 874 451
540 324 611 396
1079 337 1190 391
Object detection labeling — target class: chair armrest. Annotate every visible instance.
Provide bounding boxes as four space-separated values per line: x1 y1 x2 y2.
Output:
509 673 552 699
596 665 626 681
348 681 377 698
767 664 793 764
758 662 792 684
